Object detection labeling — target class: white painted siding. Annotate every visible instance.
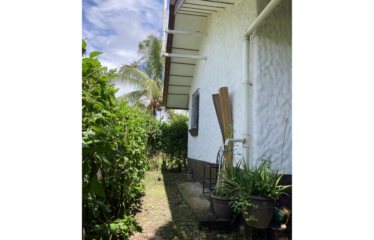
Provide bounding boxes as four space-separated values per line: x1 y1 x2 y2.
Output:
187 0 292 174
251 0 292 173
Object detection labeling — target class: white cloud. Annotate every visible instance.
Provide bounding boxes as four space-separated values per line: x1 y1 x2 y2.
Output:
83 0 171 107
83 0 165 71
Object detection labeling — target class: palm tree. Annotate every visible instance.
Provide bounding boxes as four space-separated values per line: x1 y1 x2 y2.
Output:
114 34 165 117
164 109 177 120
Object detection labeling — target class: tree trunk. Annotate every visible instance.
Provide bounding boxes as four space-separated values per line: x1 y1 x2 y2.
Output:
146 144 148 159
83 205 86 240
117 116 129 218
183 151 187 173
153 96 157 117
116 172 125 219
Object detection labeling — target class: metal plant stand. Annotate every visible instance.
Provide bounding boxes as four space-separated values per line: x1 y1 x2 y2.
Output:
202 163 219 201
202 150 223 201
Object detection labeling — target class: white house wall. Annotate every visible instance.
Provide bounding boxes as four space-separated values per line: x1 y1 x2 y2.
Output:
250 0 292 173
187 0 292 174
187 0 257 166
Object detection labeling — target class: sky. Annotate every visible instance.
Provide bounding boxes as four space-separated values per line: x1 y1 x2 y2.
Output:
82 0 167 70
82 0 178 118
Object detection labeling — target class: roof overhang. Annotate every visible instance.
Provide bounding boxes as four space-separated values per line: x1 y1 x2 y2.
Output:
162 0 237 110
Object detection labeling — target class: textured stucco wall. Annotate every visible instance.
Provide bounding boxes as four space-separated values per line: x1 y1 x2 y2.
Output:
187 0 292 174
187 0 257 165
250 0 292 173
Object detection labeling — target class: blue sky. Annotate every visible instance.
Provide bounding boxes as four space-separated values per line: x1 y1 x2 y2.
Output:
82 0 178 117
82 0 169 98
82 0 168 70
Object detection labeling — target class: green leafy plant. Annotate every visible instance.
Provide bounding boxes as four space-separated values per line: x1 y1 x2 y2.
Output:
218 156 291 222
82 40 149 240
211 187 233 198
143 113 188 171
159 114 188 171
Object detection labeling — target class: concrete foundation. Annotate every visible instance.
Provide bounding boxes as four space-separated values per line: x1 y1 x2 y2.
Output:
176 182 239 231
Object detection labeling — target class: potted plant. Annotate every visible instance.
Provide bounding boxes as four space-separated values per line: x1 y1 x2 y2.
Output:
210 188 235 221
210 157 242 221
220 157 291 229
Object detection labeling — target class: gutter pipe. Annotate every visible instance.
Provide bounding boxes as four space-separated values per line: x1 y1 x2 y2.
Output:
161 0 168 54
226 0 282 168
244 0 282 37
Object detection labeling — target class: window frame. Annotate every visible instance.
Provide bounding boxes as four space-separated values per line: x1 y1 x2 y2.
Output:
189 88 200 136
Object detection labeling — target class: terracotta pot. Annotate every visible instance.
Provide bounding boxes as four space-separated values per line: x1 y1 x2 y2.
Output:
211 194 234 221
242 195 275 229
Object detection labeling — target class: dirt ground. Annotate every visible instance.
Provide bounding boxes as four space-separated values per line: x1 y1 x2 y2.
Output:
129 170 244 240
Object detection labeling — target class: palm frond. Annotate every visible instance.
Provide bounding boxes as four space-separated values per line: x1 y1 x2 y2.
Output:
164 109 177 120
137 34 164 85
135 101 147 111
117 89 148 105
142 79 161 99
140 63 154 81
114 34 166 117
114 64 151 88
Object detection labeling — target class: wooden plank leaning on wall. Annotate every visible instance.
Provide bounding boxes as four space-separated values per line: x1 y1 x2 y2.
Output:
212 87 233 188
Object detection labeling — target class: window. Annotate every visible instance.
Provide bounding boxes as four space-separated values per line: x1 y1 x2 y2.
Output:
189 88 200 137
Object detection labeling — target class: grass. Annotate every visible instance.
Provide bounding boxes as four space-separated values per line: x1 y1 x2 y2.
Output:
129 170 246 240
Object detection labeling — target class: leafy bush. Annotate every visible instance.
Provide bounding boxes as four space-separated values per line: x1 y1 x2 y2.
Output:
160 114 188 171
82 40 149 240
144 114 163 156
218 157 291 221
143 113 188 171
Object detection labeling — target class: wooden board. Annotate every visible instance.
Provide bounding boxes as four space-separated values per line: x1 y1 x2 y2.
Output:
212 94 225 142
217 87 233 187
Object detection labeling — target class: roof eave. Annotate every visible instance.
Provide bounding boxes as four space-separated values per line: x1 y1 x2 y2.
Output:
162 1 176 107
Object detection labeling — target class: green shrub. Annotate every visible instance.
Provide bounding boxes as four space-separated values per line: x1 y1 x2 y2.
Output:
160 114 188 171
142 113 188 171
82 40 149 240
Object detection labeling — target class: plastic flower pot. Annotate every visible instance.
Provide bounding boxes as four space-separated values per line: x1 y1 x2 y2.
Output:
242 196 275 229
211 194 234 221
187 169 193 179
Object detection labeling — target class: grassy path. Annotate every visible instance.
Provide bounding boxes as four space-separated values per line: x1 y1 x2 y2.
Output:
129 171 242 240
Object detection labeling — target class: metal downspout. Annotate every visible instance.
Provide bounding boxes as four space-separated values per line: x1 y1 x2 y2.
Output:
242 0 282 167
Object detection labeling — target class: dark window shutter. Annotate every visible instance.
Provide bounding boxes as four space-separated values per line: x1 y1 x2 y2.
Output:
189 89 200 136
